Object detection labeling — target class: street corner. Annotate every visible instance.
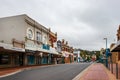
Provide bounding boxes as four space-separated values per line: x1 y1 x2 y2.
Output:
0 69 23 78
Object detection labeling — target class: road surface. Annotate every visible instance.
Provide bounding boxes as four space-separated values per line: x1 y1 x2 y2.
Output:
0 63 91 80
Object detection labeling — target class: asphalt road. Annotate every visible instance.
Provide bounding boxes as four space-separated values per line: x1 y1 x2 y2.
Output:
0 63 91 80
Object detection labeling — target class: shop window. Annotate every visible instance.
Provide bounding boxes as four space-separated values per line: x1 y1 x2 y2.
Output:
27 55 35 65
36 32 41 41
0 54 10 65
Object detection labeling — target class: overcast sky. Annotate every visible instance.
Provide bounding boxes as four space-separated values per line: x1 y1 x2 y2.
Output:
0 0 119 50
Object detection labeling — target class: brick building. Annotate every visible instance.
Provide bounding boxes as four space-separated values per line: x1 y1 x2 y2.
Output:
60 39 74 63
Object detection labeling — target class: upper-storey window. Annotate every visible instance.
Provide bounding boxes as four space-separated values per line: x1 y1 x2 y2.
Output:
27 28 34 39
43 35 47 44
36 32 41 41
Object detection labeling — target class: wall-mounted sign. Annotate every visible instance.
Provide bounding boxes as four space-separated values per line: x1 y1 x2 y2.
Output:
25 43 42 51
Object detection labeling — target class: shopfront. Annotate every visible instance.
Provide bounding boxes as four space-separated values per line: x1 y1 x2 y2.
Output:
0 47 25 68
0 53 11 67
41 53 48 64
62 51 71 63
36 55 41 65
27 55 35 65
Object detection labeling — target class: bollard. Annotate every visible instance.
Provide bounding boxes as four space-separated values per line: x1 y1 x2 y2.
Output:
108 62 110 70
116 63 118 79
111 62 113 73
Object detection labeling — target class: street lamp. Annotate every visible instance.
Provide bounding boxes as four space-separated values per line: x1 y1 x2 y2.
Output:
103 38 108 67
104 38 107 49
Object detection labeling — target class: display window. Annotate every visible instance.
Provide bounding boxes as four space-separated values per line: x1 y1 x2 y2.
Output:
0 54 10 65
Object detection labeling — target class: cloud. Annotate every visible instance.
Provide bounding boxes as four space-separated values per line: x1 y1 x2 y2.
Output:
0 0 119 50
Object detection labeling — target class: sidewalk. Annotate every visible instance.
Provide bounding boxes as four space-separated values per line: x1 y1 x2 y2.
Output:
78 63 116 80
109 63 120 79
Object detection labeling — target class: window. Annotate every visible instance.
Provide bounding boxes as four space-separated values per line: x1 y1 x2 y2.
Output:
36 32 41 41
27 28 34 39
0 54 10 65
43 36 47 44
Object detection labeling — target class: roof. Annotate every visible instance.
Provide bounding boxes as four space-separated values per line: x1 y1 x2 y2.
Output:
110 40 120 52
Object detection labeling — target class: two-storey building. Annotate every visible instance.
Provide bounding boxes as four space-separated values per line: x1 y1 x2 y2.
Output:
58 39 74 63
0 14 58 68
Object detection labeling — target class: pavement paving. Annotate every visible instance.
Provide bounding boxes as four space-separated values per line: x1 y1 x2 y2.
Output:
109 63 120 80
0 63 90 80
78 63 116 80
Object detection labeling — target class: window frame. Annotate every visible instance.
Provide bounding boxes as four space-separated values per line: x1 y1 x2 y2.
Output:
36 31 41 42
27 28 34 40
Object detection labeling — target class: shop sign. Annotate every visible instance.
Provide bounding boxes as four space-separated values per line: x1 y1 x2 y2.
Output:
25 43 42 51
7 47 25 52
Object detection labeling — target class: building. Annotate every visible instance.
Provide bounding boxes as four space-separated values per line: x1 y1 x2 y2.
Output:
60 39 74 63
109 43 119 63
49 29 61 64
110 25 120 63
0 14 59 68
109 25 120 79
73 49 82 62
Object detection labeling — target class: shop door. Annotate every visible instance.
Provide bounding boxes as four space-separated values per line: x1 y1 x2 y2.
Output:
42 56 48 64
19 54 24 66
28 55 35 65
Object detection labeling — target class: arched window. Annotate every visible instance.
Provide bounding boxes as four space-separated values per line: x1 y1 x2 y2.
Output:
27 28 33 39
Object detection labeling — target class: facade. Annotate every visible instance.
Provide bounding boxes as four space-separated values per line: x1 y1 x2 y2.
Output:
100 48 106 59
0 14 59 68
60 39 74 63
110 25 120 63
73 49 82 62
49 29 61 64
109 43 119 63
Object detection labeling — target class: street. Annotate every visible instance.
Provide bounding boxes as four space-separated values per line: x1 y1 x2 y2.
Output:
0 63 91 80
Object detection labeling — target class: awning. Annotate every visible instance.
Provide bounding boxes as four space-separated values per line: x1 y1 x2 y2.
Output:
110 40 120 52
37 47 59 55
0 42 25 52
61 51 71 57
37 48 51 53
25 43 59 55
49 47 59 55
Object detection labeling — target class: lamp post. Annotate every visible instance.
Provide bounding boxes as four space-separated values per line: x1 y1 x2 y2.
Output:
103 38 108 67
104 38 107 49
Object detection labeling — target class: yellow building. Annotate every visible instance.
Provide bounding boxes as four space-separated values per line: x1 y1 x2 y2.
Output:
110 25 120 63
109 43 119 63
